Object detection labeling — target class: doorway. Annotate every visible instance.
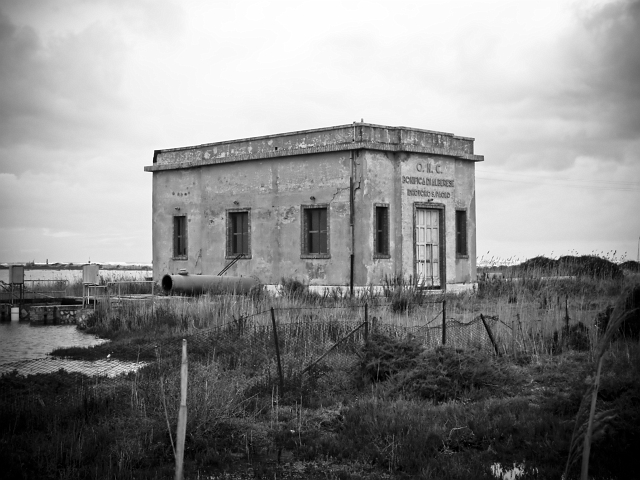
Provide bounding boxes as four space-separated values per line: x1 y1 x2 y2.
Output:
414 206 444 288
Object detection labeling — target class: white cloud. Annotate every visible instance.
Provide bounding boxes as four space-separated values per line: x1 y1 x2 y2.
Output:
0 0 639 263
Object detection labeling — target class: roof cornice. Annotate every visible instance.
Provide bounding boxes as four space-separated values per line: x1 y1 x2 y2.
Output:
145 123 483 172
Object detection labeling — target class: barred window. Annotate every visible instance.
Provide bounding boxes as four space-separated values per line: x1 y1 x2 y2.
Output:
455 210 468 257
227 210 250 257
374 204 390 258
301 205 329 258
173 215 187 258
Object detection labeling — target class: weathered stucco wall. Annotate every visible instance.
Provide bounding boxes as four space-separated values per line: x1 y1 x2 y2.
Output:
395 153 477 286
153 152 353 285
359 150 399 285
149 124 481 289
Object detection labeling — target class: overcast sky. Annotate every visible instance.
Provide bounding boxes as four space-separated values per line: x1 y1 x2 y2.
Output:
1 0 639 265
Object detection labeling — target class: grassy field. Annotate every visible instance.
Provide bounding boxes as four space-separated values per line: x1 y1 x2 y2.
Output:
1 256 639 479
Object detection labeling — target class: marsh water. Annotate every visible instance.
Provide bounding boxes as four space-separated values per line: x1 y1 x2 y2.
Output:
0 322 149 377
0 322 107 365
0 268 151 375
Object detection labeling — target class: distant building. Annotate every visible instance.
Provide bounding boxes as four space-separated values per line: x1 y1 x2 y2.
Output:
144 123 483 292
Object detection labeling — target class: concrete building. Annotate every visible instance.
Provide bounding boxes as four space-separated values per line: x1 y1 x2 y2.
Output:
144 123 483 293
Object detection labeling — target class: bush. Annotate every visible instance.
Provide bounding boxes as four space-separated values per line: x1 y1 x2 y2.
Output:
620 260 640 273
595 285 640 339
394 347 515 402
359 333 423 382
359 335 514 403
280 277 310 299
518 255 623 280
381 274 432 313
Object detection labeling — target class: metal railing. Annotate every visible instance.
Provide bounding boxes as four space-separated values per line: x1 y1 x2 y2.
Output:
218 253 245 276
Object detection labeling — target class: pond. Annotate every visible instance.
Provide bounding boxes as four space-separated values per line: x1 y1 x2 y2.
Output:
0 322 144 377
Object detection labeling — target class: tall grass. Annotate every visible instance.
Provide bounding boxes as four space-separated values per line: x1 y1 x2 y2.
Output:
75 261 633 361
3 256 639 479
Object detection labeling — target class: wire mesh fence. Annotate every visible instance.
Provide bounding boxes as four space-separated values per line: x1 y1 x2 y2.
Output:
0 299 508 391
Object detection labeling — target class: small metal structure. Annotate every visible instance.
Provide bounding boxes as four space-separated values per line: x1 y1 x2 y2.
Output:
82 264 101 308
8 264 24 307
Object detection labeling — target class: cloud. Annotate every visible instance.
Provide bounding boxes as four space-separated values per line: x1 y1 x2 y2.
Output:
42 228 80 238
0 0 637 263
0 11 130 173
479 0 640 170
0 1 187 176
571 0 640 141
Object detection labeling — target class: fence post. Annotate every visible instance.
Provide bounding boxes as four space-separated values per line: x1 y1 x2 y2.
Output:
517 313 528 355
480 314 500 356
270 308 285 396
364 303 369 342
442 300 447 345
175 339 188 480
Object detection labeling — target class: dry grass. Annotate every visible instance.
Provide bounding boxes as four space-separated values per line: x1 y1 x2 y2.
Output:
4 257 639 479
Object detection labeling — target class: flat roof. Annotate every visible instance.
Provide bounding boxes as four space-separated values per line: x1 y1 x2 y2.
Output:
145 122 483 172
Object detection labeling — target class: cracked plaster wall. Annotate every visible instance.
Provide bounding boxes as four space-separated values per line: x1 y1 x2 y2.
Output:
152 144 477 288
153 152 353 285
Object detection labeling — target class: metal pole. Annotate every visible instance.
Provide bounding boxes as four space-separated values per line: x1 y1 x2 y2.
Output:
350 254 354 298
270 308 285 396
442 300 447 345
350 164 354 298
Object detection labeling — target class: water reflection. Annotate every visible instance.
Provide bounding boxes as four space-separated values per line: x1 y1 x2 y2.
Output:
0 322 107 365
0 322 145 377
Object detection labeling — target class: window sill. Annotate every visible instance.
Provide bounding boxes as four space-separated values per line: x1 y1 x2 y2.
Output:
225 254 252 260
456 254 469 260
374 254 391 260
172 256 188 261
301 253 331 259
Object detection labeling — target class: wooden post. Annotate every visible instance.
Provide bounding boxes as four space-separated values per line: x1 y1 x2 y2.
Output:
270 308 285 396
517 314 528 355
442 300 447 345
175 339 188 480
480 314 500 356
581 354 605 480
364 303 369 341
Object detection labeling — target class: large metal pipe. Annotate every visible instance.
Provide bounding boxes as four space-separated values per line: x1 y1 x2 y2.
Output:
161 274 258 295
